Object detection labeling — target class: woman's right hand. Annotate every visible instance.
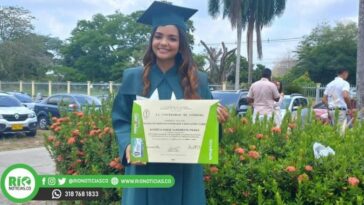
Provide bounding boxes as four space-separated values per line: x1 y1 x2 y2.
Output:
126 144 146 165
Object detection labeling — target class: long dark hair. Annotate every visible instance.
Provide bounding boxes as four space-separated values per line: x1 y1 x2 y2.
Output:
276 81 283 93
142 26 199 99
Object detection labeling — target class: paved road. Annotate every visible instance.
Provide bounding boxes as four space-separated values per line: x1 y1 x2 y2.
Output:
0 147 56 205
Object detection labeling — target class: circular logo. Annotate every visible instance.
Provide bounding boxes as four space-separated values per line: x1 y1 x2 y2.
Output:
0 164 39 203
111 177 119 185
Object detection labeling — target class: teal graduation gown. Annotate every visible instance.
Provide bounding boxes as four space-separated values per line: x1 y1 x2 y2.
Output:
112 64 213 205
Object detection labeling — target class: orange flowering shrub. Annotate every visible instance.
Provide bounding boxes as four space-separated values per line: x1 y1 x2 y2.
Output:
210 166 219 174
256 133 264 139
271 126 281 134
285 166 296 172
205 109 364 204
45 100 364 204
297 173 309 183
248 151 260 159
304 165 313 172
234 147 245 155
240 117 248 125
45 97 122 204
348 177 360 187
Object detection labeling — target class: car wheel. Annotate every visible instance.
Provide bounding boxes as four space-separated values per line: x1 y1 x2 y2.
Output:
26 130 37 137
38 115 49 130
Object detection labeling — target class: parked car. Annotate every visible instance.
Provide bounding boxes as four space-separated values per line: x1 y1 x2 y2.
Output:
0 93 37 137
6 91 36 110
280 94 309 119
211 90 250 115
350 87 356 99
96 94 110 102
34 93 102 129
313 102 329 122
313 100 356 123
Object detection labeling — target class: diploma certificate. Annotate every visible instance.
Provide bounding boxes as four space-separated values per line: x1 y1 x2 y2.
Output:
130 100 219 164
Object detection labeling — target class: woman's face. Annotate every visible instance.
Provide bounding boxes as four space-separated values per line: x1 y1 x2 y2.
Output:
152 25 180 61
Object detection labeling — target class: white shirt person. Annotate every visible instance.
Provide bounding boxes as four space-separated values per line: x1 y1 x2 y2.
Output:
323 69 352 125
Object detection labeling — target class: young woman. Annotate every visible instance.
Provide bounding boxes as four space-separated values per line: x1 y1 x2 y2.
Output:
112 2 228 205
274 81 284 126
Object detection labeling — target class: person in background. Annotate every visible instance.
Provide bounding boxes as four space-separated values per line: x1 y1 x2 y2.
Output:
273 81 284 126
247 68 280 122
323 68 352 126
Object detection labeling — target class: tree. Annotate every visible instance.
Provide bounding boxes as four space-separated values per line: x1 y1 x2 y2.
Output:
292 72 315 86
208 0 244 90
0 6 34 42
208 0 286 87
48 65 87 81
288 22 358 85
200 40 236 84
61 10 196 82
0 6 62 80
0 34 59 80
245 0 286 85
61 11 151 82
357 0 364 109
252 64 265 82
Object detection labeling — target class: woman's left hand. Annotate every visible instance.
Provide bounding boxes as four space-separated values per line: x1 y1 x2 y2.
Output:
217 103 229 124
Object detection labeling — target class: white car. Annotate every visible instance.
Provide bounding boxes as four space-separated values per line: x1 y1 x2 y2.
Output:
0 93 38 137
280 94 309 119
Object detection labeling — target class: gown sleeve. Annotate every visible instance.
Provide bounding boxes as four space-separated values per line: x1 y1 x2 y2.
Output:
111 68 142 166
112 90 134 166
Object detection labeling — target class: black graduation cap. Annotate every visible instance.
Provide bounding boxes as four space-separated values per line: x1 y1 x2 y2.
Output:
137 1 198 32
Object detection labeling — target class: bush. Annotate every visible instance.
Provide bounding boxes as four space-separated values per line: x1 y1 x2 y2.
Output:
46 100 364 204
284 72 315 95
204 110 364 204
44 98 123 205
292 72 316 87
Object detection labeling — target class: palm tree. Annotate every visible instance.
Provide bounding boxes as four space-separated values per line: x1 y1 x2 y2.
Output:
208 0 286 86
247 0 286 84
357 0 364 109
208 0 245 90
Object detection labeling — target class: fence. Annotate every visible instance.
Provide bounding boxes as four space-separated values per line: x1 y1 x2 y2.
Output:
0 81 234 98
0 81 355 103
0 81 121 98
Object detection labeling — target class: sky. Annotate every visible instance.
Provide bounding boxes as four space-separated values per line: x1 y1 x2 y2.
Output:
0 0 360 68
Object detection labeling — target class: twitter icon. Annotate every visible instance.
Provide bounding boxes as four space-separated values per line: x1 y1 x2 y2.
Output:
58 178 66 185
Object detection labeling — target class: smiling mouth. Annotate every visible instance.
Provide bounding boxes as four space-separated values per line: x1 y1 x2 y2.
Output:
158 48 170 53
